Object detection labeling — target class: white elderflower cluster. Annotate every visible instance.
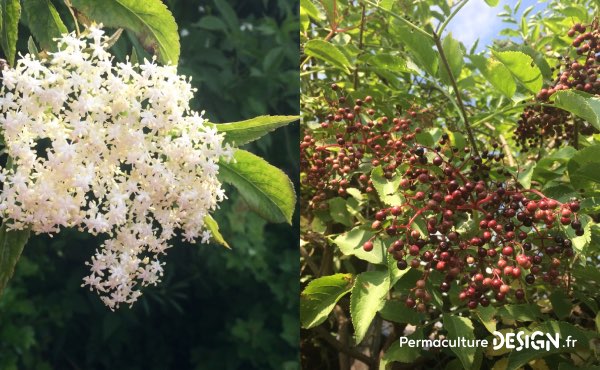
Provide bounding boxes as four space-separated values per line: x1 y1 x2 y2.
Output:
0 26 234 309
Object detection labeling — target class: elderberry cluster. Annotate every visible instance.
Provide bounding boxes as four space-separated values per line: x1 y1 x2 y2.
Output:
516 21 600 150
301 85 580 311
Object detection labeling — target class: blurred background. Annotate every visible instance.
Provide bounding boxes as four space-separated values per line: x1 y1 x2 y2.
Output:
0 1 300 369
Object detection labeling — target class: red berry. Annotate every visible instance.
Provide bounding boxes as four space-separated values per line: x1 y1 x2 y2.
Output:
512 267 522 278
409 245 420 256
516 254 531 269
375 210 386 221
491 279 502 290
470 237 482 246
526 202 538 212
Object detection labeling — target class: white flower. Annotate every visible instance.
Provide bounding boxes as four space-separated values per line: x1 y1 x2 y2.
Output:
0 25 233 310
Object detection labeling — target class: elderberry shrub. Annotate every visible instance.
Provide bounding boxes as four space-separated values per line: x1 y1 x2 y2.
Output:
516 20 600 150
301 86 581 311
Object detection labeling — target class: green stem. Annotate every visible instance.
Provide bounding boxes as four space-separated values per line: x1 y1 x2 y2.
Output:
362 0 433 40
437 0 470 35
432 30 479 156
64 0 81 37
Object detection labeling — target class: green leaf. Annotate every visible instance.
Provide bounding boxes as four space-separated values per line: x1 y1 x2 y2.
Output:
558 7 588 22
496 304 541 321
130 47 138 65
470 55 516 98
213 0 238 31
492 50 543 93
574 290 598 313
476 305 497 333
22 0 67 51
379 299 424 325
439 33 464 85
380 0 395 11
552 90 600 131
71 0 180 65
366 53 407 73
504 44 553 79
567 144 600 192
300 273 354 329
517 162 535 189
328 197 353 227
448 131 467 150
350 270 390 343
0 0 20 66
395 23 438 76
203 215 229 249
370 167 402 206
194 15 227 31
0 224 31 297
485 0 499 6
213 115 298 146
331 227 386 264
443 314 477 370
218 149 296 224
572 265 600 283
379 329 423 368
300 0 323 21
27 36 39 57
304 39 351 73
549 290 571 319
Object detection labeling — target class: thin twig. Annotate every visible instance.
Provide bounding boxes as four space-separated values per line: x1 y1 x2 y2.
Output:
437 0 470 35
314 326 377 368
432 30 480 157
300 245 320 275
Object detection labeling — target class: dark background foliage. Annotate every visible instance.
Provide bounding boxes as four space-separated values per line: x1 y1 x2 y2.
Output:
0 1 299 369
